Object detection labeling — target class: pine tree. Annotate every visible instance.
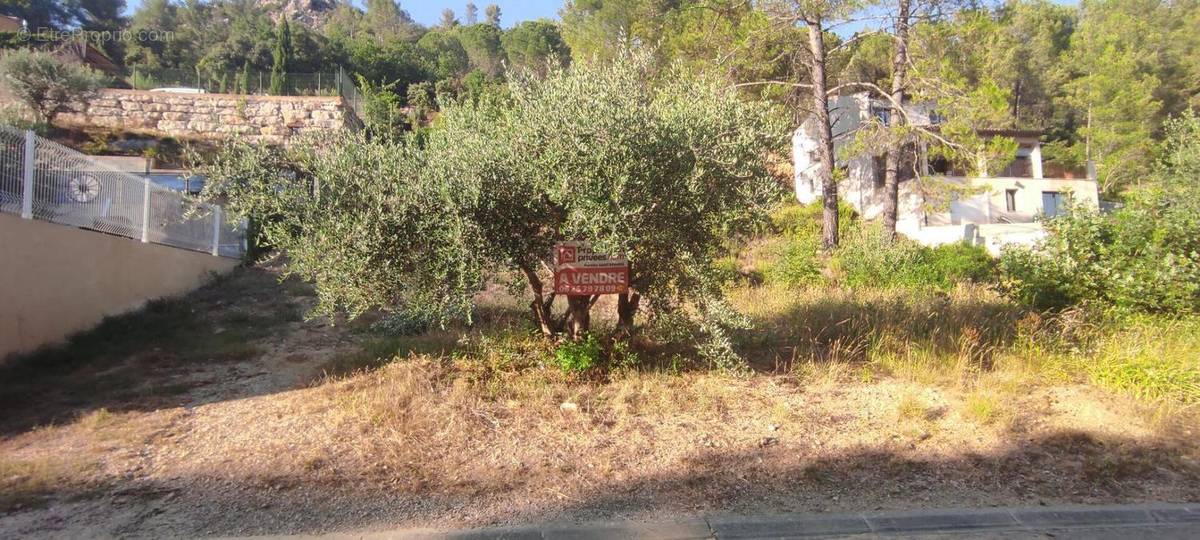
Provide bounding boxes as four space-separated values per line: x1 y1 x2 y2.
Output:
465 2 478 25
484 4 500 26
439 8 459 29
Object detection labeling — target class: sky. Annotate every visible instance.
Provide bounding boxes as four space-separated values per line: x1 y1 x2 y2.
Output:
121 0 1080 33
122 1 565 28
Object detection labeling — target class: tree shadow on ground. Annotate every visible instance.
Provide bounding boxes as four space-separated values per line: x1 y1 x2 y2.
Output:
0 266 318 435
738 290 1035 371
5 427 1197 537
0 277 1057 438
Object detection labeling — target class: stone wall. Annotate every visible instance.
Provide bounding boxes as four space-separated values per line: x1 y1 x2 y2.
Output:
57 89 349 143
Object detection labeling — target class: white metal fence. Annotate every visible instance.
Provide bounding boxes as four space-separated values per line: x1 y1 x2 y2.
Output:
0 126 244 258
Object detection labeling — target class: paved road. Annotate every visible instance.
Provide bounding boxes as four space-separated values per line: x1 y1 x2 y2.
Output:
239 502 1200 539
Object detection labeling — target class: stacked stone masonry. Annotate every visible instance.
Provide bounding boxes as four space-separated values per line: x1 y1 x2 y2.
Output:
58 89 348 143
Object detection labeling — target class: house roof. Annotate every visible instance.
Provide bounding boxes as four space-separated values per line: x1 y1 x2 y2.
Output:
77 43 121 75
921 126 1044 141
0 15 23 32
975 128 1044 138
53 40 122 76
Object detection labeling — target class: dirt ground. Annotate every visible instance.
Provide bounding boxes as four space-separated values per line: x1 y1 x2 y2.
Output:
1 262 1197 538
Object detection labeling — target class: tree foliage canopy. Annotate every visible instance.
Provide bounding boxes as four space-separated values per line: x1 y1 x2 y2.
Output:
204 52 786 363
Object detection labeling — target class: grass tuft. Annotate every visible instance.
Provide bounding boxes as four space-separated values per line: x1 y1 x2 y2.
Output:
961 391 1007 426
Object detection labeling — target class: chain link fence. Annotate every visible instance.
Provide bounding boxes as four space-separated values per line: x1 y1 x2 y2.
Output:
0 126 244 258
125 67 339 96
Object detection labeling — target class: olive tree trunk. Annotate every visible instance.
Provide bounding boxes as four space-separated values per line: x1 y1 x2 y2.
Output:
520 265 559 337
566 295 592 340
616 290 640 336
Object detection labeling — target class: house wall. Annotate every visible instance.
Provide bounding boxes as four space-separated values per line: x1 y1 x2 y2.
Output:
790 91 1101 253
794 94 871 204
792 123 820 204
0 212 238 361
971 177 1099 221
55 89 348 143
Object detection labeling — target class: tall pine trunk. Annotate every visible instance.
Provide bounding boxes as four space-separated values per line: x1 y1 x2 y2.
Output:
806 19 839 250
882 0 911 242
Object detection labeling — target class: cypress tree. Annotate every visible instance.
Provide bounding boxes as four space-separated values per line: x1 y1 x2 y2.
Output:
269 19 292 95
240 62 251 94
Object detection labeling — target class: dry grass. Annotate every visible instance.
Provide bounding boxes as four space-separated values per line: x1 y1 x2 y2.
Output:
728 283 1200 412
0 454 94 510
0 408 172 512
2 261 1199 535
961 391 1008 426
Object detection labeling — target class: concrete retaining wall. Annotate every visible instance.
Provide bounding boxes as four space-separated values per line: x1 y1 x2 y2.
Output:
56 89 348 143
0 212 239 361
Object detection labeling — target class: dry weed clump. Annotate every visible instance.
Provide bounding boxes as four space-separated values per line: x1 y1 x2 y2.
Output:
729 283 1200 410
315 355 810 493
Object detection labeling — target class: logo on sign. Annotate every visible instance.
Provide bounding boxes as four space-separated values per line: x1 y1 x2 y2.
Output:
553 241 629 295
557 244 577 264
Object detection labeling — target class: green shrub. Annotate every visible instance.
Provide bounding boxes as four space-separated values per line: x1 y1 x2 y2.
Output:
553 335 601 373
762 234 824 287
711 255 742 285
370 310 434 336
760 202 856 288
769 201 856 239
836 226 938 289
0 48 107 123
925 241 997 285
609 339 640 370
1000 113 1200 313
835 226 995 291
129 69 160 90
1000 202 1200 312
760 203 994 291
1082 315 1200 405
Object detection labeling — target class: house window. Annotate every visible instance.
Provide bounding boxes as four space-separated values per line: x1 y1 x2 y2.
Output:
874 145 919 186
999 157 1032 177
1005 189 1017 212
870 105 890 125
1042 191 1063 217
929 156 952 175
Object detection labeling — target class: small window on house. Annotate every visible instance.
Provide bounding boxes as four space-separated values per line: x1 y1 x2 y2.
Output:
1005 189 1017 212
1042 191 1064 217
874 148 918 185
929 156 952 175
870 105 890 125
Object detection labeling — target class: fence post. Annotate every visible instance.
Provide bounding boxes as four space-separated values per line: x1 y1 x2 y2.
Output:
141 178 151 242
21 130 34 219
211 205 221 256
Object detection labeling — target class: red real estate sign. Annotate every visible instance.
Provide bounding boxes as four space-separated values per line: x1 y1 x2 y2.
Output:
554 242 629 295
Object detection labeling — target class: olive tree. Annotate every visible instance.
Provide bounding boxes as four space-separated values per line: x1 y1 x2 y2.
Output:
204 51 785 365
426 51 785 343
202 134 484 325
0 49 107 124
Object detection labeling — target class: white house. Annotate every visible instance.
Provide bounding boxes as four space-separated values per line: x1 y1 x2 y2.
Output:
793 93 1100 254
